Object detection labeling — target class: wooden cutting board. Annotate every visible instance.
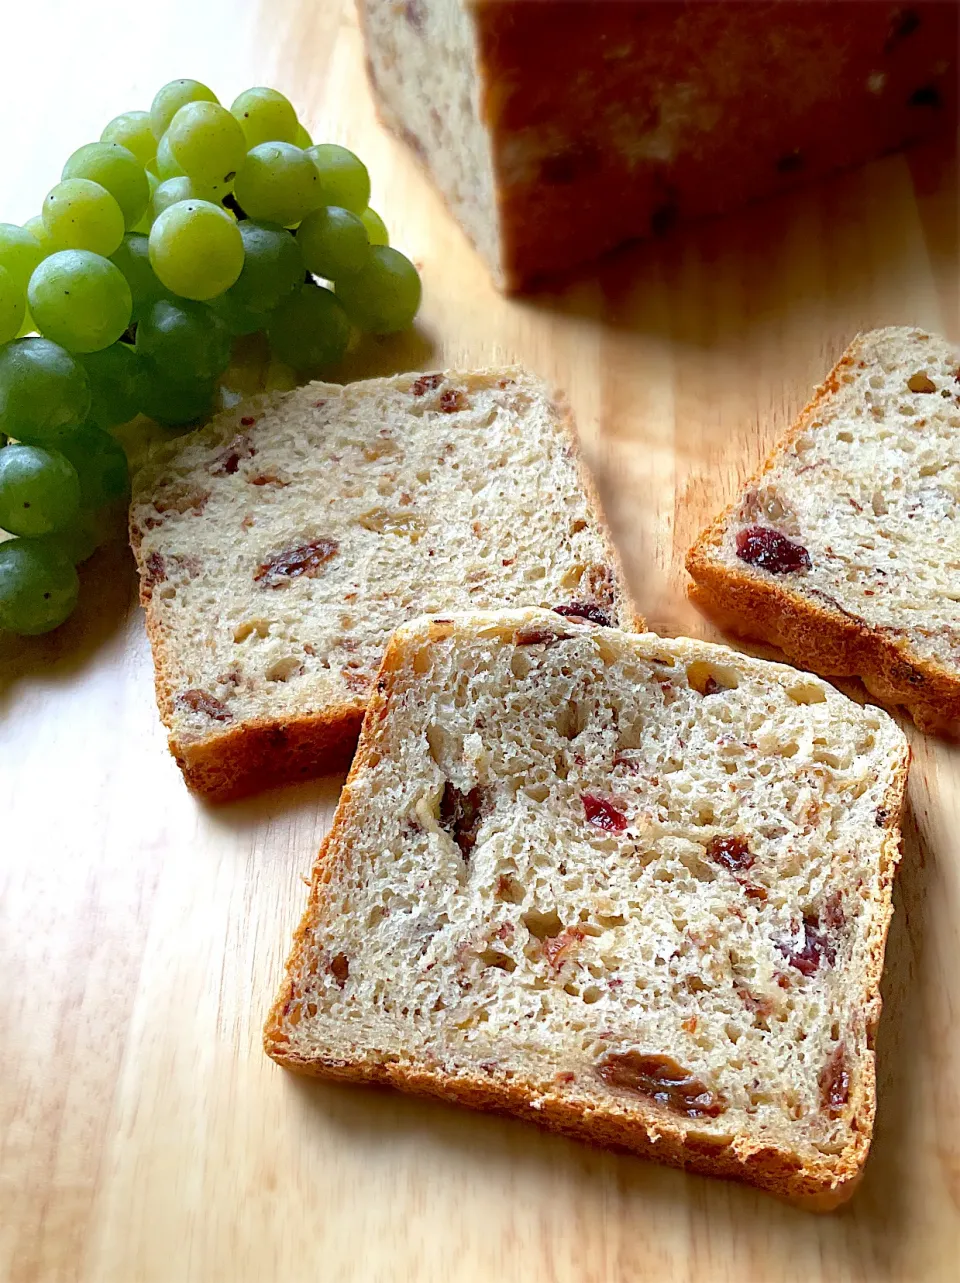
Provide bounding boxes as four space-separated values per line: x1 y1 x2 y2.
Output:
2 3 958 1281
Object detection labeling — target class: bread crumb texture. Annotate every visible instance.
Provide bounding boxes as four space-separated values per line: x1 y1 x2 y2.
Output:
130 369 635 785
265 610 909 1206
687 327 960 729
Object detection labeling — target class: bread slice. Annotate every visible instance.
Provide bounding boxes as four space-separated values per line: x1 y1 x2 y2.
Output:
687 327 960 734
129 369 640 799
264 608 909 1208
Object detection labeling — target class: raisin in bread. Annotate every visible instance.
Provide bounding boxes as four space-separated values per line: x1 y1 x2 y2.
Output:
264 609 909 1207
360 1 958 289
129 369 640 800
687 327 960 734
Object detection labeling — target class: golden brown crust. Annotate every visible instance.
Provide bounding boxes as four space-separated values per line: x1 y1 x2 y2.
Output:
685 337 960 733
361 1 958 291
263 621 910 1209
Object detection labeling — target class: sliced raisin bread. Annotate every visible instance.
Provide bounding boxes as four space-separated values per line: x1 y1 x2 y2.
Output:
129 369 639 799
264 609 909 1207
687 327 960 733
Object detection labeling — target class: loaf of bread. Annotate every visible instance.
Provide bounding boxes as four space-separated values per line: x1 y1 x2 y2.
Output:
359 0 958 290
687 326 960 734
129 369 639 799
264 608 909 1207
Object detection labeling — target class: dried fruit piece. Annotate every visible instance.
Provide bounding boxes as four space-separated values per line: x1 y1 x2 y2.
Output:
357 507 424 539
255 537 338 586
144 551 166 586
515 625 571 646
439 388 466 413
411 372 443 396
582 794 628 832
440 782 486 858
736 525 811 574
597 1051 725 1118
177 688 232 721
552 602 612 627
330 953 350 986
781 915 835 976
211 433 255 476
823 891 845 931
907 371 936 393
819 1044 850 1116
705 835 754 872
542 925 585 970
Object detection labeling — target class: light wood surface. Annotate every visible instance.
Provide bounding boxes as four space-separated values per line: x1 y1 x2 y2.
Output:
2 3 958 1281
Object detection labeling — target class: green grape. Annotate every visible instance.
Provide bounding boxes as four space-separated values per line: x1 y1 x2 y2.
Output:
306 144 370 214
167 101 247 190
0 443 81 536
150 175 218 221
0 338 91 443
230 87 299 148
150 79 219 140
35 508 104 564
137 298 231 382
101 110 157 169
110 233 169 318
23 215 56 259
267 283 350 372
56 423 130 508
155 132 185 180
297 205 370 279
0 264 26 344
0 223 44 291
334 245 421 334
28 251 133 354
296 123 313 148
210 218 303 335
42 179 125 256
208 292 269 336
133 172 159 232
148 200 244 300
138 360 216 425
62 142 150 230
228 219 303 310
0 538 79 635
359 206 389 247
233 142 322 227
78 342 141 427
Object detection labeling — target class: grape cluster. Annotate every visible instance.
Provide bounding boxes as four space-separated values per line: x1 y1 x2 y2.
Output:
0 79 422 636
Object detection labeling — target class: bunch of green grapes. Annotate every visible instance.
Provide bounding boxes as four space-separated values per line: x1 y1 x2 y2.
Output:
0 79 422 636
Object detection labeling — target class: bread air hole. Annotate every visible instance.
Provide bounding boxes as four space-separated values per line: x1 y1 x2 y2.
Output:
686 660 739 696
480 948 516 972
522 908 564 940
233 618 270 643
265 655 303 682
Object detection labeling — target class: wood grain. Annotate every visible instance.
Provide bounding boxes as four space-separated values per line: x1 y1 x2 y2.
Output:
1 2 958 1280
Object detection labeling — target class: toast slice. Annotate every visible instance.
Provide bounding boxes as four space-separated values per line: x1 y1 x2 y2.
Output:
686 326 960 733
129 369 640 799
264 609 909 1208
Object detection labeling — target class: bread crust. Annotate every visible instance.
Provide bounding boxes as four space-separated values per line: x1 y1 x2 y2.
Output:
130 372 642 800
360 1 958 291
264 613 910 1208
686 334 960 734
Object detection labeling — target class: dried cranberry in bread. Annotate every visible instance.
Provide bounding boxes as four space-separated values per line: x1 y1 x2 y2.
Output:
264 609 909 1208
129 369 639 799
686 326 960 734
359 1 958 289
